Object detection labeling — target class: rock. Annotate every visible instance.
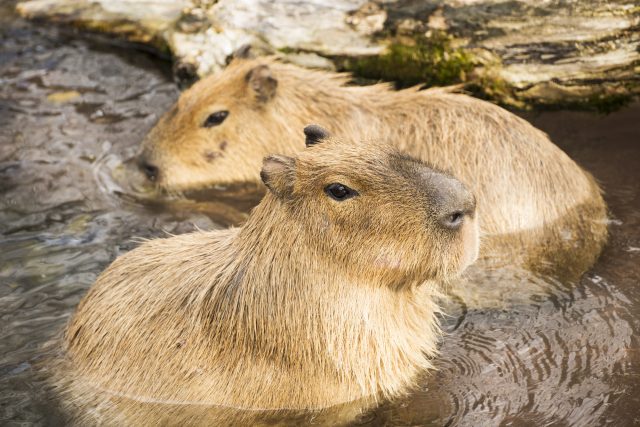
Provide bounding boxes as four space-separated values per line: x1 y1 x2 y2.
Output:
16 0 640 109
16 0 188 51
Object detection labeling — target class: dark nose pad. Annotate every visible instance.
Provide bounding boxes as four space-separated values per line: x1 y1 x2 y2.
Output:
431 175 476 231
137 157 159 182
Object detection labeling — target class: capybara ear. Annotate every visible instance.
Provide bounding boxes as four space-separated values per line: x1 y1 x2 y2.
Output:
233 44 254 60
304 124 330 147
226 44 254 65
246 65 278 103
261 155 295 198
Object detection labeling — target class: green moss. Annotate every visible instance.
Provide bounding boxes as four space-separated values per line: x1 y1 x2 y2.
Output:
531 93 634 114
277 46 297 55
464 70 524 109
585 93 633 114
460 71 636 113
347 33 474 88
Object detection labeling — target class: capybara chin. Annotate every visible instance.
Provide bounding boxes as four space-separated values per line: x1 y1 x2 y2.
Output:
137 56 607 270
54 127 479 425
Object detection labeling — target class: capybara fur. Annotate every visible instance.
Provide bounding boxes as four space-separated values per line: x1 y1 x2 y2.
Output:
138 56 607 271
53 130 479 425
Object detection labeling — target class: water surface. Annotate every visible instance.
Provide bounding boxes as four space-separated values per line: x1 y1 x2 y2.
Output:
1 3 639 425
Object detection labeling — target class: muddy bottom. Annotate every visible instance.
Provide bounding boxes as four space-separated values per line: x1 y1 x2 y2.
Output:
1 3 639 426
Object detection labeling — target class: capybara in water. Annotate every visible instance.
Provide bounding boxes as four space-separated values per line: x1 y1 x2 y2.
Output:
137 56 607 270
54 127 479 425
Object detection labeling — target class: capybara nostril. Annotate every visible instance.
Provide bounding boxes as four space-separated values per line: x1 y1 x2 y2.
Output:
138 159 159 182
425 171 476 230
441 210 466 230
439 194 476 230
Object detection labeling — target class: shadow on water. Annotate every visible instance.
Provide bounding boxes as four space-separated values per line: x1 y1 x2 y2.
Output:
1 2 639 425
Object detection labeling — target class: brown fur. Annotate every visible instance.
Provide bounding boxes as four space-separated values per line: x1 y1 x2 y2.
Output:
54 135 479 425
139 58 607 269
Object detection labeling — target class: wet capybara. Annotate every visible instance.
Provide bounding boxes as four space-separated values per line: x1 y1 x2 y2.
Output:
137 56 607 270
54 127 479 425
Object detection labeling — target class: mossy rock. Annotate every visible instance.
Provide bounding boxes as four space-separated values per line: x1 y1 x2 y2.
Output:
346 33 474 88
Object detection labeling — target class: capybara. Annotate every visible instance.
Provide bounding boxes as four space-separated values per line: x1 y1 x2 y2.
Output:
53 127 479 425
137 56 607 270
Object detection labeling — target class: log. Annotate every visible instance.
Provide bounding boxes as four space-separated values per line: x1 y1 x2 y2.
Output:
16 0 640 110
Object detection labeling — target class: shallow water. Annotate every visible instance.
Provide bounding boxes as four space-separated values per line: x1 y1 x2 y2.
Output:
1 3 639 426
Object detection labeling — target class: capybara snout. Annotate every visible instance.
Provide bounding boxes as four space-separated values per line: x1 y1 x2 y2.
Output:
137 154 159 182
395 158 476 231
425 171 476 231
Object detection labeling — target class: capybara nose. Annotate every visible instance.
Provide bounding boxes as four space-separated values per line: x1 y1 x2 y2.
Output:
137 157 159 182
430 173 476 231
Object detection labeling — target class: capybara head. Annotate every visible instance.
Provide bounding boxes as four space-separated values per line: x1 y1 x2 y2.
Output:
138 58 302 191
259 125 479 283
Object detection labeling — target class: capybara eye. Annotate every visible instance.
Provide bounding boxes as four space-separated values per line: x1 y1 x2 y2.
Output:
203 110 229 128
325 183 358 201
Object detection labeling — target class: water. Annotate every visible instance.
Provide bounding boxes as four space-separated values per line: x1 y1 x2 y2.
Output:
1 3 639 425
